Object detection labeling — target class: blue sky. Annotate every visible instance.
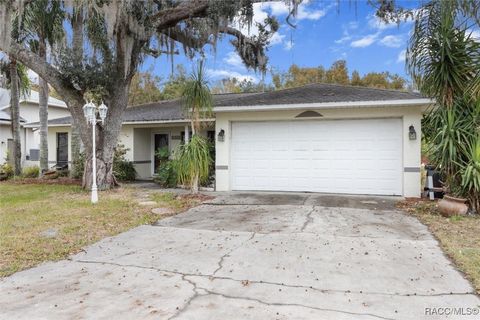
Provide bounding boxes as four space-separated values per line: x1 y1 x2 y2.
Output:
142 0 419 86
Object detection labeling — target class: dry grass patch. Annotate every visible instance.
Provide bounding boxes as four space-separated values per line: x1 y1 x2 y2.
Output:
399 199 480 294
150 192 212 215
0 182 160 277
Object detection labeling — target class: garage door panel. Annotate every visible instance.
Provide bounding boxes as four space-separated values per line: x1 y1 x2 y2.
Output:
230 119 403 195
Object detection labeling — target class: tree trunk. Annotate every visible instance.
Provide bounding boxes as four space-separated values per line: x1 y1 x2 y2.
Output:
70 117 82 177
70 5 83 178
38 38 49 173
80 84 129 190
9 59 21 175
191 174 199 194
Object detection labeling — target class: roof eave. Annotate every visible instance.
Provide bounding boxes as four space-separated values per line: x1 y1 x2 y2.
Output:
24 118 215 128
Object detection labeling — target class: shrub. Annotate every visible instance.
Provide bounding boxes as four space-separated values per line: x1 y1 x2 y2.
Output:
153 147 177 187
21 166 40 178
0 163 14 180
113 144 136 181
154 160 177 188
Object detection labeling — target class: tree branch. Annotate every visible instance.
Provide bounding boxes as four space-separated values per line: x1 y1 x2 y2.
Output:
153 0 209 30
5 42 84 107
143 47 179 57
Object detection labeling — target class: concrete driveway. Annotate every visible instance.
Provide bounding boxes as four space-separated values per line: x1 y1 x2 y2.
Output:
1 192 479 320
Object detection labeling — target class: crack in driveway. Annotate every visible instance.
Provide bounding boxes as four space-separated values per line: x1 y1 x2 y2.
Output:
212 232 256 276
300 206 316 232
181 284 397 320
73 259 476 298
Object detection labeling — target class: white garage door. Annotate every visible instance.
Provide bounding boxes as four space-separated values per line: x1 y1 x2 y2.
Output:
230 118 403 195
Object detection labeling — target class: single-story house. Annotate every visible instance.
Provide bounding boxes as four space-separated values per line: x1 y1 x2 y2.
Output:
29 83 432 197
0 88 71 165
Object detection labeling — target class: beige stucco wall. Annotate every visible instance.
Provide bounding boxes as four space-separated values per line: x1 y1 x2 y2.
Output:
45 123 214 180
131 124 213 179
215 105 424 197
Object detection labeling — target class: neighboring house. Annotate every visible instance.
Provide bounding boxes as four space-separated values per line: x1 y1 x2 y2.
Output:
31 83 431 197
0 110 26 164
0 88 71 165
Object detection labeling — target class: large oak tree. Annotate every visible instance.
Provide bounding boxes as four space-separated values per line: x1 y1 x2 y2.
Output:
0 0 289 189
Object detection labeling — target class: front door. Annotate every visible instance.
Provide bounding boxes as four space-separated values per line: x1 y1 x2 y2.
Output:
57 132 68 165
153 133 169 174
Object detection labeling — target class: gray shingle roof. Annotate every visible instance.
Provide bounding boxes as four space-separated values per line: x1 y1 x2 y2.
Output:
216 83 424 107
0 110 26 122
33 84 426 126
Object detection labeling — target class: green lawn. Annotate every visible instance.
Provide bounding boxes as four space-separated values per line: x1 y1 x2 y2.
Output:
399 200 480 294
0 181 199 277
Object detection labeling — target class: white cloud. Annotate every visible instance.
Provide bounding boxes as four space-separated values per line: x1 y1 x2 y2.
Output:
368 14 398 31
260 1 326 21
297 6 325 20
350 34 378 48
335 35 351 44
263 2 290 16
380 35 403 48
206 69 258 82
284 40 294 50
270 32 285 45
231 1 326 50
397 49 406 63
223 52 244 69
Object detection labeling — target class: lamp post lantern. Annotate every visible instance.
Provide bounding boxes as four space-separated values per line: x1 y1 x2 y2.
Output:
83 101 108 204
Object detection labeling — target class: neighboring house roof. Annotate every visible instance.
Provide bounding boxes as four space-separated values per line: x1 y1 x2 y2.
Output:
26 84 431 127
0 87 67 110
0 110 26 123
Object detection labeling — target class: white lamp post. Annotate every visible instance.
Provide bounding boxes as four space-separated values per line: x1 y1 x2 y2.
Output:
83 101 108 204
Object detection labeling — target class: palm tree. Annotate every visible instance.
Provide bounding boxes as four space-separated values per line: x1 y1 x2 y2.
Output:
0 59 31 175
406 0 480 210
176 61 213 193
22 0 64 174
407 1 480 107
182 61 213 135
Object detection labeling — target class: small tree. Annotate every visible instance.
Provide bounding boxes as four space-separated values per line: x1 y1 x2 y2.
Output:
0 59 30 175
22 0 64 174
176 62 213 193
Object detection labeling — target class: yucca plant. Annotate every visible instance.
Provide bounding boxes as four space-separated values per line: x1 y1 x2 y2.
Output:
461 136 480 212
423 100 476 193
174 135 212 193
177 61 213 193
